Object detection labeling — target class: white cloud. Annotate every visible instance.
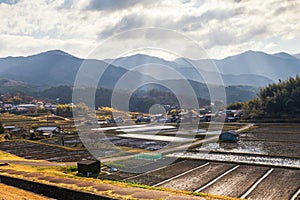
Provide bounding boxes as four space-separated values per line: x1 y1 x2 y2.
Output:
0 0 299 59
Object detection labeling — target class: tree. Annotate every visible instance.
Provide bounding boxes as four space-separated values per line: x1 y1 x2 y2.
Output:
0 123 4 134
56 104 73 117
242 75 300 119
242 98 264 119
227 102 244 110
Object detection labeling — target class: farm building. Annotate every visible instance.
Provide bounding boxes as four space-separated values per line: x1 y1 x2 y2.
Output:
219 130 239 142
35 126 61 137
77 160 101 177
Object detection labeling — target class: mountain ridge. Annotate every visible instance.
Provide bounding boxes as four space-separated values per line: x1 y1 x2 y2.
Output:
1 49 299 89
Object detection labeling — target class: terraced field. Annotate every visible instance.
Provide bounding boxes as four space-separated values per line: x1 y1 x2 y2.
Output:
100 123 300 199
0 141 93 162
100 159 300 199
1 123 300 200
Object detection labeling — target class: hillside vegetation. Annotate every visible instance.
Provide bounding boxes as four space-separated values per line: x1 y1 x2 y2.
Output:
229 76 300 120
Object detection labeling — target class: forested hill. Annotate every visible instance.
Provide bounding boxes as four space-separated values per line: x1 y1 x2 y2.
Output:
231 76 300 120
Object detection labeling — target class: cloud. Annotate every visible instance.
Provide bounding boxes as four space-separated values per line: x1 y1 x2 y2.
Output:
98 14 147 39
56 0 74 9
0 0 19 4
0 34 95 58
0 0 299 59
200 7 243 22
86 0 156 11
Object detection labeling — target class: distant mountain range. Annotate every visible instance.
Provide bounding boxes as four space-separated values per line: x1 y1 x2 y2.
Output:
1 49 299 89
0 50 155 89
106 50 300 86
107 53 271 87
107 51 300 87
0 49 299 103
214 51 300 81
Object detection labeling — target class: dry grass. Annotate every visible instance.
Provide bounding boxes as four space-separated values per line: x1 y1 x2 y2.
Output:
0 150 51 164
0 183 49 200
0 150 27 161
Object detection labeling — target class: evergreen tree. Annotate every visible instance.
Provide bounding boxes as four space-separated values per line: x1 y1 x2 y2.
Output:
242 75 300 119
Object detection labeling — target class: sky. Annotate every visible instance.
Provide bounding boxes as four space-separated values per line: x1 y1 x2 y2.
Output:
0 0 300 60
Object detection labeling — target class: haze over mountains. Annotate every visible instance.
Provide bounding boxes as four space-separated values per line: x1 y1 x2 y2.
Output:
0 49 299 103
1 49 299 89
109 50 300 85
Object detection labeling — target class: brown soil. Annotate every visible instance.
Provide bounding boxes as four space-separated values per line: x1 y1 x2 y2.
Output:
131 190 169 199
245 124 300 158
161 162 235 191
203 123 300 158
202 165 270 197
92 184 118 191
246 168 300 200
22 172 48 178
245 124 300 142
112 187 140 195
0 141 93 162
99 171 136 180
126 159 207 185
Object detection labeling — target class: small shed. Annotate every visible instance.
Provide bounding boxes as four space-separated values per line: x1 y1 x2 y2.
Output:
77 160 101 177
219 130 239 142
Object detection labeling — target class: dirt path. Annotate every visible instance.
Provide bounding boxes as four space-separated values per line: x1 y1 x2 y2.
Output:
161 162 235 191
202 165 270 197
246 168 300 200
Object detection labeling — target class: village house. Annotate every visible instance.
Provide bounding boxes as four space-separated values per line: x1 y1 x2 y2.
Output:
35 126 62 137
